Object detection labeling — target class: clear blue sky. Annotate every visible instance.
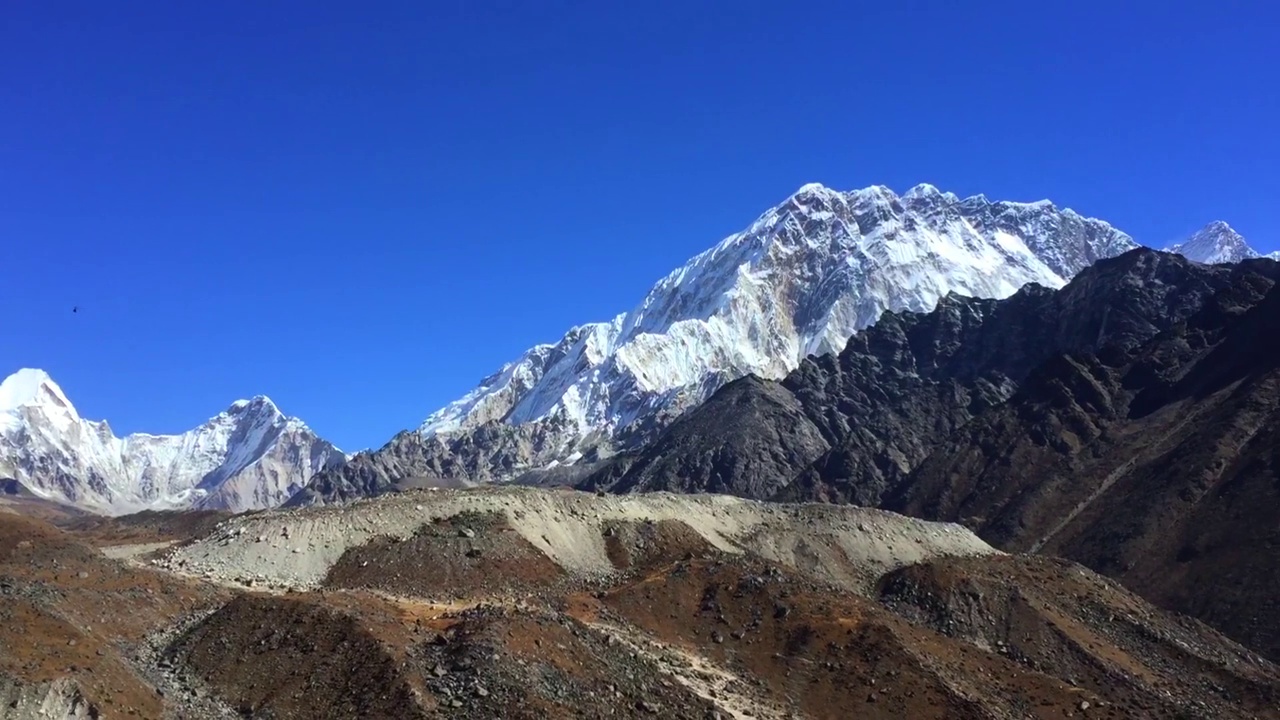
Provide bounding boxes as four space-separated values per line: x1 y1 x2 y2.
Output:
3 1 1277 451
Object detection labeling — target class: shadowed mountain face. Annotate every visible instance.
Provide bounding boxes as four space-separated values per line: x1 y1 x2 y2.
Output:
581 250 1278 503
579 249 1280 661
893 266 1280 661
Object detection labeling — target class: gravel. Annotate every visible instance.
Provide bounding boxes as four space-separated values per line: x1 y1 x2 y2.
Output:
155 487 997 594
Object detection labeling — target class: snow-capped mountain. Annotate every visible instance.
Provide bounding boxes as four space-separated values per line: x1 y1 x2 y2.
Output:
1166 221 1269 264
421 184 1136 445
293 183 1141 505
0 369 343 514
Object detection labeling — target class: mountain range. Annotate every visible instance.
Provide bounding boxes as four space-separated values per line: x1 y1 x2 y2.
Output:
0 369 342 514
3 184 1272 514
289 185 1268 506
290 183 1143 504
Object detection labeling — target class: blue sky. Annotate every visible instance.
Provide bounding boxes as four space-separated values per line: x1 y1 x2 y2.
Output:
3 1 1277 451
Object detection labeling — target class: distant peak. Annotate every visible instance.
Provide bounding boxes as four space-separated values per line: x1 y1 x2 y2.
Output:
0 368 75 415
857 184 897 197
846 184 899 206
1192 220 1242 239
902 182 938 198
2 367 52 389
1167 220 1257 264
227 395 281 415
793 182 830 195
787 182 842 203
903 183 961 205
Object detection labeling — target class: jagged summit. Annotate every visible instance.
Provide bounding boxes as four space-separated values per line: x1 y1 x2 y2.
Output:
0 368 72 413
0 369 342 514
417 183 1135 441
1166 220 1264 264
295 183 1141 505
227 395 282 416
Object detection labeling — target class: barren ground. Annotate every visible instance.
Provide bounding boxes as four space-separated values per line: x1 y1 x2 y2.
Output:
2 486 1277 719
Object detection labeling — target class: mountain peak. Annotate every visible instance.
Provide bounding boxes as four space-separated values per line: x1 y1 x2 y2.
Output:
229 395 280 413
902 183 958 203
297 182 1144 506
791 181 832 196
0 377 339 514
1167 221 1259 264
786 182 844 205
0 368 76 417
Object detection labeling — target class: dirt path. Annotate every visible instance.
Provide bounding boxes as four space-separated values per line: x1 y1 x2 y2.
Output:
586 619 793 720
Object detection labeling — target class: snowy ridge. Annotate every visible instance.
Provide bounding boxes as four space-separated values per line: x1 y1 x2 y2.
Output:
417 183 1139 472
0 369 343 514
1165 221 1268 264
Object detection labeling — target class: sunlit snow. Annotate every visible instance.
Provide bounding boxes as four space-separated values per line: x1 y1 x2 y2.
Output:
417 183 1140 468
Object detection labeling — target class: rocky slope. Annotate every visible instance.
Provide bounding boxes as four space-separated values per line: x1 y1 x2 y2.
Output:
578 249 1280 663
581 249 1274 501
891 256 1280 661
0 369 343 514
4 488 1279 719
292 183 1141 506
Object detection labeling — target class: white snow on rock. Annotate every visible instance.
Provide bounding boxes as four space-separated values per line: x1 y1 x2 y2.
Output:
418 183 1139 466
0 369 343 515
1165 221 1266 264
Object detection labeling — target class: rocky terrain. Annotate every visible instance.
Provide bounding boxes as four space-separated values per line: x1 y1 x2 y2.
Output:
570 249 1280 666
2 486 1279 719
891 252 1280 662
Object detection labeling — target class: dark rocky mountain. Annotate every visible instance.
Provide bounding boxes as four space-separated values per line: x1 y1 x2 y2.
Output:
892 262 1280 661
284 418 585 507
581 249 1277 502
579 249 1280 661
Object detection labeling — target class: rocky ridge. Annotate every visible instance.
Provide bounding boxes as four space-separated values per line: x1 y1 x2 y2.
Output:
581 249 1274 503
